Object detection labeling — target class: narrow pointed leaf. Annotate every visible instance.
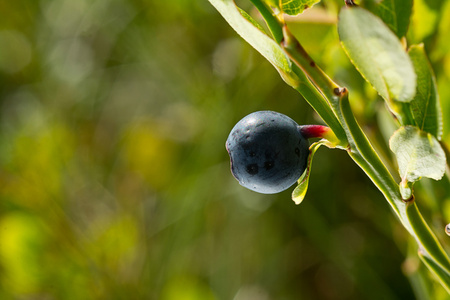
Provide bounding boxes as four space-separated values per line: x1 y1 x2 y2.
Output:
281 0 320 15
408 44 443 140
338 7 416 103
292 142 323 205
389 126 446 183
209 0 292 73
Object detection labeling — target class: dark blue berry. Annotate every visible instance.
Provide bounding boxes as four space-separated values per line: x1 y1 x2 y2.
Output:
226 111 309 194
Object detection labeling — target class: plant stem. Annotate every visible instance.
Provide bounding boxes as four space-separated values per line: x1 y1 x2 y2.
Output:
338 91 403 211
249 0 348 144
281 19 450 291
289 65 348 144
337 90 450 290
249 0 284 43
419 251 450 294
409 203 450 272
246 0 450 291
281 25 341 111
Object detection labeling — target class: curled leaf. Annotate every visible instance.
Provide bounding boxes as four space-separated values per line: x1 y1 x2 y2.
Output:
292 141 323 205
389 126 446 184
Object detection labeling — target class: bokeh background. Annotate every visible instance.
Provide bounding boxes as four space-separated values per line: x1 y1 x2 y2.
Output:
1 0 450 299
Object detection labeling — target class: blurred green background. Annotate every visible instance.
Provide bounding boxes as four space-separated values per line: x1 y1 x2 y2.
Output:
1 0 450 299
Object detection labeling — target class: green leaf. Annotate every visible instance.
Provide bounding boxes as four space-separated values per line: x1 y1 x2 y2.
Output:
375 0 413 38
389 126 446 184
249 0 284 43
419 250 450 294
262 0 280 9
292 142 323 205
237 7 267 33
338 7 416 103
209 0 292 74
408 44 443 140
281 0 320 15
